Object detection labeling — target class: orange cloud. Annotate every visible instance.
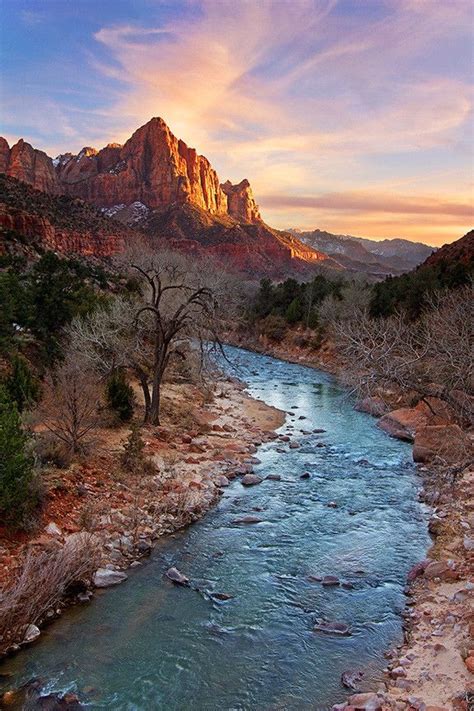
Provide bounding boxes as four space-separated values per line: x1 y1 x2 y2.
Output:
260 192 473 218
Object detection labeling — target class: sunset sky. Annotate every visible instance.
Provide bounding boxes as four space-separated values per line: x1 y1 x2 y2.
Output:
1 0 473 245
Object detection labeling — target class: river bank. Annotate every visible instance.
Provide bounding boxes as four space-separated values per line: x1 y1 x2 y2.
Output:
228 332 473 710
0 374 285 662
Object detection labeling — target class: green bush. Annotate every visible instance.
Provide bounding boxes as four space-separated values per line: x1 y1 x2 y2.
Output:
120 423 146 473
0 387 39 528
285 298 303 324
5 354 40 412
106 370 135 422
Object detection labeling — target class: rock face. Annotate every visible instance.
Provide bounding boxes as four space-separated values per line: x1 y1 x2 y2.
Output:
0 175 131 258
1 120 265 225
422 228 473 269
413 424 471 464
221 179 261 223
1 138 59 193
57 119 230 214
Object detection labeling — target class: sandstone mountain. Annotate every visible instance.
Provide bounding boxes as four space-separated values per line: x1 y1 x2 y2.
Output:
1 118 261 223
290 227 434 276
0 118 339 276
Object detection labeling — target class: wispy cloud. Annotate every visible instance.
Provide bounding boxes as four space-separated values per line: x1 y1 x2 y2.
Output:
260 191 473 218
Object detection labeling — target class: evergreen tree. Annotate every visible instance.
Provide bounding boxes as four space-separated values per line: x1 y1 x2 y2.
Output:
0 386 37 528
285 298 303 324
121 422 146 473
106 369 135 422
5 354 40 412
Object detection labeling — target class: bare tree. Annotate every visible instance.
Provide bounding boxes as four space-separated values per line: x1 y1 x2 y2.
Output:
36 355 103 454
318 282 371 327
329 283 473 421
69 247 236 425
423 286 473 395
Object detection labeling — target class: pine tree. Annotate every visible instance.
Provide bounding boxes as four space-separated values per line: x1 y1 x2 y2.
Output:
0 386 37 528
106 369 135 422
5 354 40 412
120 423 146 473
285 298 303 325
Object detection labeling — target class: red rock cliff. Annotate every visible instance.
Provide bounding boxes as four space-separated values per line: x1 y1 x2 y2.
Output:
0 204 125 258
0 119 266 223
1 138 59 193
221 179 261 223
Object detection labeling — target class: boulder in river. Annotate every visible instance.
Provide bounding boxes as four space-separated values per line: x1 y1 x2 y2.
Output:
232 515 263 524
93 568 128 588
266 474 281 481
300 472 311 479
313 620 351 636
322 575 340 586
341 669 364 690
210 592 234 601
5 680 84 711
241 474 263 486
216 475 230 487
165 567 190 586
23 624 41 644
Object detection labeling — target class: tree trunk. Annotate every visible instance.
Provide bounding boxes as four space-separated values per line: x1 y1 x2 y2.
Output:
137 371 151 423
150 371 162 425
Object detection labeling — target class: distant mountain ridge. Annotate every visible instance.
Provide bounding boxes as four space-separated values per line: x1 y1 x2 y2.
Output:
289 227 435 275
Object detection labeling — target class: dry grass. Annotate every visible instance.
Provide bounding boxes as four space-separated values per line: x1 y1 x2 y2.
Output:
0 532 100 655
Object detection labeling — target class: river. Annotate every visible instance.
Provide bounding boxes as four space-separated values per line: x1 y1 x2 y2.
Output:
0 346 429 709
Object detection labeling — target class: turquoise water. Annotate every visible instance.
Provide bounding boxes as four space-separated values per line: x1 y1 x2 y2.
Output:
0 346 429 709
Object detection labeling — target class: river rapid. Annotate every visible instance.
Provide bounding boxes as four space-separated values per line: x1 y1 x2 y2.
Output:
1 346 430 710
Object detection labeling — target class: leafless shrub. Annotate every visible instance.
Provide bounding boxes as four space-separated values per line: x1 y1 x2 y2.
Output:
327 284 473 423
35 354 103 455
0 532 100 655
319 282 371 327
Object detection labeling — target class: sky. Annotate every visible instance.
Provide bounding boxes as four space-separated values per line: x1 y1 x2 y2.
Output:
1 0 473 245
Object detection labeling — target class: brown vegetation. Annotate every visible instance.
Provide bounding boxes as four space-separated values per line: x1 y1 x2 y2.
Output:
0 532 100 656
